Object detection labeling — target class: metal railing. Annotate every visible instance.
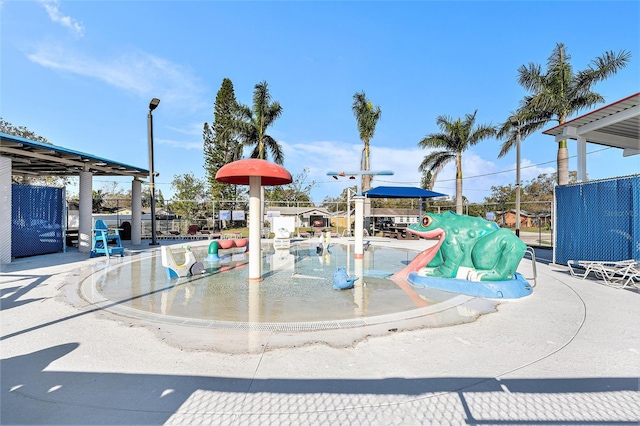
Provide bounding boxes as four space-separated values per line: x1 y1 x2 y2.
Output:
74 198 553 246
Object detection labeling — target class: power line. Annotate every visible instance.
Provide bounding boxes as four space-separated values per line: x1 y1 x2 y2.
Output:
379 147 613 185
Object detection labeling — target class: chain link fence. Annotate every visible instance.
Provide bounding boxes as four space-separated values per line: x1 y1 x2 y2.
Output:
11 184 65 257
77 197 553 246
555 174 639 264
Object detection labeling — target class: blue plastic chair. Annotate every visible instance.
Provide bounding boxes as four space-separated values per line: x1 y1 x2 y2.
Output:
90 220 124 258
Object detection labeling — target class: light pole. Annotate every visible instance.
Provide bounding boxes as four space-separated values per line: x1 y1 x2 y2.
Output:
510 116 521 238
148 97 160 246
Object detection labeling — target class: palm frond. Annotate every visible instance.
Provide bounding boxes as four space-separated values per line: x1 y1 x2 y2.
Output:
569 93 604 114
265 135 284 165
265 102 283 126
352 91 381 143
517 63 544 92
235 81 284 162
582 49 632 83
418 133 449 149
547 43 571 71
418 150 454 174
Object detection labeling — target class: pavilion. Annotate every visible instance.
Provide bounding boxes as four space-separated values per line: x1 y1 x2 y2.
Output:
0 132 149 265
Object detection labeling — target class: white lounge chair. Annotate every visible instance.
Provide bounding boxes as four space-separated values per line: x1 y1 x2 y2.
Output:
617 261 640 289
567 259 639 289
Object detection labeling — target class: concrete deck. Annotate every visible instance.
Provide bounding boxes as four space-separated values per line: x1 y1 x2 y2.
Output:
1 239 639 425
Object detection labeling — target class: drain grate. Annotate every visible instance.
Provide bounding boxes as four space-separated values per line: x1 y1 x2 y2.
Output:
194 319 369 332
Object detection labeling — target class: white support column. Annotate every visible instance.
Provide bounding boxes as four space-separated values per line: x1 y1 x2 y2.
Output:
354 196 364 259
0 157 12 265
78 169 93 253
353 257 364 315
577 137 587 182
131 178 142 245
248 176 262 281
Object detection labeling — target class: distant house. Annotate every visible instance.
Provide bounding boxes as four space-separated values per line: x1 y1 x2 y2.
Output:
265 206 333 228
497 210 552 229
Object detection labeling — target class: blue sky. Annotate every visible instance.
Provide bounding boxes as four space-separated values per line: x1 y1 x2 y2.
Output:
2 0 639 203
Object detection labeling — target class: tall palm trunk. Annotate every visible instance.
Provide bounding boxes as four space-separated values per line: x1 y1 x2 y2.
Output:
455 152 463 214
556 111 569 185
362 141 371 193
557 140 569 185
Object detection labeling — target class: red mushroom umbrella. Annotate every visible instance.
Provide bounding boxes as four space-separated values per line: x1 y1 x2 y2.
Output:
215 158 292 186
216 159 292 281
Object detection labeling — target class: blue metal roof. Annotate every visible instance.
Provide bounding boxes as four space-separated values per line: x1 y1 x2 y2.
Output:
0 132 149 178
363 186 447 199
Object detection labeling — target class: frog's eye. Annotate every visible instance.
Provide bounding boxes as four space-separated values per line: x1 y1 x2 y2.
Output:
422 216 431 227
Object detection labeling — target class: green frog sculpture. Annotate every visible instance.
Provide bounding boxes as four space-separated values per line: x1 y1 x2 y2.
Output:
392 212 531 298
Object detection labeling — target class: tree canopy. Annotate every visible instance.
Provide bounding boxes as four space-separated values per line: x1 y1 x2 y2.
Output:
1 117 50 144
418 110 496 214
170 173 207 221
264 168 316 207
352 91 381 193
507 43 630 185
203 78 242 207
1 117 72 186
236 81 284 164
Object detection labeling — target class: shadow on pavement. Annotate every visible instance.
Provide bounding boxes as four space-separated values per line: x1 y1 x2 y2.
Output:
2 343 638 425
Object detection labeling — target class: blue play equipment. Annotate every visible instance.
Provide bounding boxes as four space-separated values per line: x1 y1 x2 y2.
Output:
407 272 532 299
90 219 124 259
332 267 358 290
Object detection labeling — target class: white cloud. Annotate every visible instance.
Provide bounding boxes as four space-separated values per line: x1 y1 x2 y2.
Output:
279 140 559 203
166 121 207 137
26 44 207 112
157 138 202 151
37 0 84 37
519 158 556 182
279 140 430 201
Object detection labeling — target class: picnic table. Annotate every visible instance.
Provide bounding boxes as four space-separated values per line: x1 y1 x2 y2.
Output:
383 225 419 240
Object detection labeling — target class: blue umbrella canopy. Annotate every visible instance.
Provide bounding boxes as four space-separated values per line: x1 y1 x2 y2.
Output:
363 186 447 199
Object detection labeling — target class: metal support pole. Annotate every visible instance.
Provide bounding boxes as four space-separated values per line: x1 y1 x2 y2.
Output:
131 178 142 245
354 196 364 259
147 98 160 246
347 189 352 237
515 126 521 238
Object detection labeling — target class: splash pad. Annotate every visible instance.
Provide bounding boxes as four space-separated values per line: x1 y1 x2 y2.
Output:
82 240 490 331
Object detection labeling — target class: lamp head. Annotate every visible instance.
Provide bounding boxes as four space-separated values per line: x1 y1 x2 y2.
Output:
149 98 160 111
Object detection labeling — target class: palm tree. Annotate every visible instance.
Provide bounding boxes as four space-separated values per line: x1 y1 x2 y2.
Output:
236 81 284 164
418 111 496 214
505 43 630 185
352 91 381 193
